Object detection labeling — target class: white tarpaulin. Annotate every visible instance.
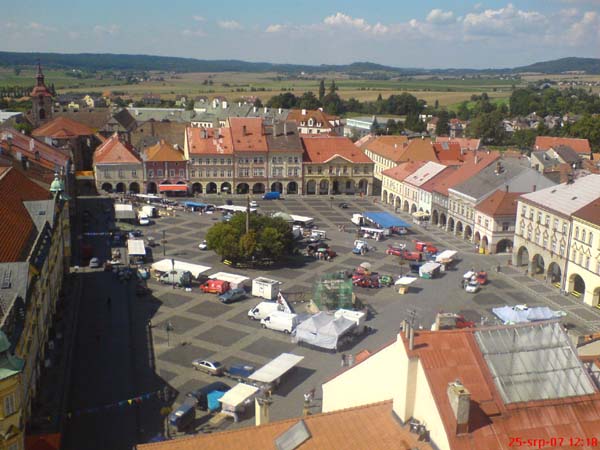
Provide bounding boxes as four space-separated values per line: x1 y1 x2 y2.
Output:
209 272 250 287
127 239 146 256
294 312 356 350
435 250 457 262
492 305 566 324
395 276 418 286
247 353 304 384
217 205 257 213
151 259 211 278
218 383 259 408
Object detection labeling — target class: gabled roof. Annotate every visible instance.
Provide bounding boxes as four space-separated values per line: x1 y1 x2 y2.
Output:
572 198 600 226
520 174 600 217
381 161 427 182
432 141 462 161
266 121 303 152
186 127 233 155
55 109 113 130
228 117 268 152
401 138 438 162
136 400 432 450
93 134 141 165
431 151 501 196
535 136 591 155
402 322 600 450
552 145 580 164
111 108 138 131
475 190 523 217
434 137 481 151
362 135 409 162
0 129 70 172
287 109 340 127
403 161 448 187
144 140 186 162
32 116 95 138
302 135 372 164
0 167 51 262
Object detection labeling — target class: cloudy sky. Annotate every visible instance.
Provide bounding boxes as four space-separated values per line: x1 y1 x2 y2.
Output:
2 0 600 68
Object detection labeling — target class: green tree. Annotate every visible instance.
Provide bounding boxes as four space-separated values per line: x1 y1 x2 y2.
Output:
405 113 425 132
298 91 321 110
318 79 325 100
253 97 263 108
435 110 450 136
321 92 343 115
456 101 471 121
370 118 380 134
385 119 398 135
185 99 195 111
511 129 537 149
239 231 258 260
570 115 600 150
466 110 506 144
329 80 338 95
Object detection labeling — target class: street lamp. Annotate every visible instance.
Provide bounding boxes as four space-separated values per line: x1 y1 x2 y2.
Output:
171 258 176 290
166 320 174 347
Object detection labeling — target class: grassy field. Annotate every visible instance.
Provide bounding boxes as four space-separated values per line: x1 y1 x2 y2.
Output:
1 68 520 107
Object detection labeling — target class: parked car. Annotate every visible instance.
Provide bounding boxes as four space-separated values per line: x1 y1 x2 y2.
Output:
249 200 258 208
192 359 224 376
198 240 208 250
465 280 480 293
414 241 439 254
187 382 231 410
89 257 101 268
476 271 488 285
338 202 349 209
139 217 150 226
218 288 246 304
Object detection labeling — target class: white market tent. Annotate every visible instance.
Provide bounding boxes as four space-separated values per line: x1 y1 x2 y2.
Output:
289 215 314 226
127 239 146 256
247 353 304 386
209 272 250 288
435 250 457 263
394 276 418 286
217 205 257 213
151 259 211 278
294 313 356 350
114 203 136 220
219 383 259 409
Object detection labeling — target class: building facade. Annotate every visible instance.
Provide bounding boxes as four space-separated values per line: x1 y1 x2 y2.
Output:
265 121 303 195
93 133 143 194
473 190 521 254
143 140 188 195
29 63 53 127
287 109 343 135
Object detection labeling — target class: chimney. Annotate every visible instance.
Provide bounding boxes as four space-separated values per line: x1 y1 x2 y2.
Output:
495 161 503 174
284 122 288 136
255 394 272 426
409 327 415 351
242 125 247 136
505 184 509 192
302 109 307 116
447 380 470 435
394 144 397 149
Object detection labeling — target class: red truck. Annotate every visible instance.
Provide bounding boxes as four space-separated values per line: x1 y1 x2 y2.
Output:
200 279 230 294
386 247 422 261
414 241 439 254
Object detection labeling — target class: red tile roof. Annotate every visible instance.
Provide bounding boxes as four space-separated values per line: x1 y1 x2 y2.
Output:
137 400 432 450
186 127 234 155
144 140 186 162
381 161 427 182
433 141 463 161
402 327 600 450
0 129 70 172
229 118 268 152
93 134 141 165
535 136 591 155
572 198 600 226
431 151 500 196
434 137 481 151
302 135 372 164
363 136 409 162
32 116 95 138
287 109 340 127
0 167 51 262
475 190 523 217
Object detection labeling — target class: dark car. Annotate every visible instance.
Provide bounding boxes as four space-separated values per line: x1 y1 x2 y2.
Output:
338 203 349 209
187 382 231 410
219 288 247 304
168 398 197 432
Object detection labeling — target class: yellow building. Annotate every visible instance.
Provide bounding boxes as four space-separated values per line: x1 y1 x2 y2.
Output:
0 332 24 450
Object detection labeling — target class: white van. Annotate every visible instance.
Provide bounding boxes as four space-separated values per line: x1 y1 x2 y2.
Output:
260 311 298 334
248 301 281 320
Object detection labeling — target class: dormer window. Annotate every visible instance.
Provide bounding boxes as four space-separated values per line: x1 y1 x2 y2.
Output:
308 119 314 126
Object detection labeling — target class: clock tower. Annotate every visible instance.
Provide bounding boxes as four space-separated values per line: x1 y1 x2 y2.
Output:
30 61 53 127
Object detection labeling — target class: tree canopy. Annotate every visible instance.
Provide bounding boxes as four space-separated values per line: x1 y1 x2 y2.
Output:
205 213 294 265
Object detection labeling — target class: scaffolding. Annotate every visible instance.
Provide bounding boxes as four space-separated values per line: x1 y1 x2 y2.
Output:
312 273 354 311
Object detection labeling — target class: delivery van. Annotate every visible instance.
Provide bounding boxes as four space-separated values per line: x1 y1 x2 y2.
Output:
248 301 281 320
159 269 192 287
260 311 299 334
262 191 281 200
200 279 230 294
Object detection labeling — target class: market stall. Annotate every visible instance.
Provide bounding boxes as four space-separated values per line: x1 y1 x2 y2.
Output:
209 272 250 289
419 262 442 279
218 383 260 422
395 276 417 294
294 312 357 351
247 353 304 391
435 250 458 271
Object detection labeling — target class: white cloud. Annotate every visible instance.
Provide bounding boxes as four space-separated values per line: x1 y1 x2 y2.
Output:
181 28 207 37
265 24 284 33
463 3 547 35
27 22 57 32
193 15 206 22
94 24 120 36
426 9 455 24
218 20 242 30
323 12 389 34
566 10 600 44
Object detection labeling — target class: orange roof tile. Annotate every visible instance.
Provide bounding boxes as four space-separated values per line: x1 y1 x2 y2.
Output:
431 151 500 196
363 136 409 162
137 400 432 450
535 136 591 154
0 129 69 172
0 167 51 262
572 198 600 226
287 109 340 127
93 134 141 165
475 190 523 217
302 135 372 164
229 118 268 152
186 127 234 155
433 141 463 161
32 116 95 138
381 161 427 182
402 327 600 450
145 140 186 162
434 137 481 151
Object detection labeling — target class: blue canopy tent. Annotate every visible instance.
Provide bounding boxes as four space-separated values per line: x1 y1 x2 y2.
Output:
207 390 226 412
184 201 207 211
362 212 411 229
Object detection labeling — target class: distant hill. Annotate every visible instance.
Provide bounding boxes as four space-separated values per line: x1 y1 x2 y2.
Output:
513 57 600 74
0 51 599 75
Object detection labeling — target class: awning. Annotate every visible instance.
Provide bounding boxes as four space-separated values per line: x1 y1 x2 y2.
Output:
218 383 259 408
248 353 304 384
209 272 250 285
127 239 146 256
159 184 188 192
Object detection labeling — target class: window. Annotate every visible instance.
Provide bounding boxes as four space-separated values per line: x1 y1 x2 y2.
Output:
477 217 481 225
551 239 557 253
156 169 163 177
272 157 277 164
363 166 369 174
294 157 299 163
220 170 225 177
179 169 184 177
220 158 224 165
294 168 299 176
553 218 559 230
287 168 293 177
562 223 567 234
205 159 210 165
545 215 550 226
575 227 579 240
288 156 293 163
212 170 218 177
521 206 527 217
307 167 312 175
227 158 232 165
502 222 510 231
169 169 175 177
227 170 232 177
537 212 542 223
191 170 195 177
103 170 110 178
585 256 590 270
317 167 322 174
278 157 283 164
198 169 203 177
148 169 154 178
131 170 137 178
589 233 593 246
582 230 586 242
4 392 16 416
191 158 196 165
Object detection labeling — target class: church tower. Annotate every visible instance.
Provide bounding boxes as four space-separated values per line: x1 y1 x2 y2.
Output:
30 62 53 126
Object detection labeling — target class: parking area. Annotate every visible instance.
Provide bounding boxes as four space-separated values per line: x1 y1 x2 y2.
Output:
126 193 600 435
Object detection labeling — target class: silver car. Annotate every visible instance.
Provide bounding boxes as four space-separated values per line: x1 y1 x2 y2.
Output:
192 359 223 376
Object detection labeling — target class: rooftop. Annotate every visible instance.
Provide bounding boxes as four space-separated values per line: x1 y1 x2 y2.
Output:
381 161 427 182
403 161 448 187
474 190 523 217
229 117 268 152
362 135 409 162
137 400 432 450
572 198 600 227
144 140 186 162
32 116 95 139
535 136 591 155
287 109 339 127
520 174 600 217
186 127 233 155
302 135 372 164
430 151 500 196
266 121 303 153
94 134 142 165
0 128 70 172
434 137 481 151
